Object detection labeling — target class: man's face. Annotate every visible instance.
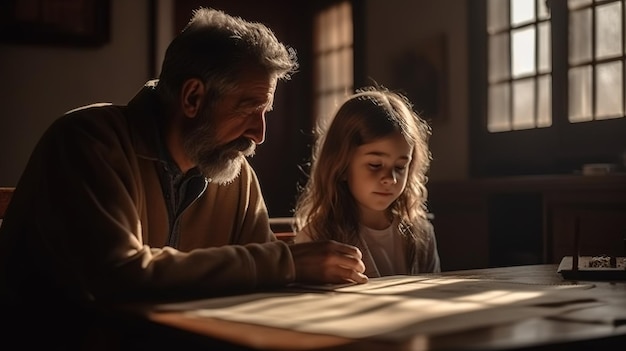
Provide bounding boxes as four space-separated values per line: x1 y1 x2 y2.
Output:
183 67 276 184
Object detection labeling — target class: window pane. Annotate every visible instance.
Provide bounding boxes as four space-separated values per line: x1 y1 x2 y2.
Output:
315 96 325 128
313 1 353 133
338 2 353 46
314 10 329 53
596 61 623 119
569 8 592 65
596 2 622 59
317 54 330 91
318 93 348 130
328 7 340 49
488 0 509 33
488 83 511 132
329 51 341 90
511 0 535 26
512 78 535 130
537 0 550 20
340 48 353 89
537 75 552 127
489 33 510 83
538 22 551 73
512 27 535 77
316 54 326 91
569 65 593 122
568 0 592 10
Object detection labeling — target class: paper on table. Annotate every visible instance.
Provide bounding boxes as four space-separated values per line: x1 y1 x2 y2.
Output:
158 275 599 341
550 301 626 326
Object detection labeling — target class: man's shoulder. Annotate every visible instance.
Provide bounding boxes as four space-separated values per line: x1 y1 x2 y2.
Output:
44 103 131 149
55 101 128 128
56 102 125 126
64 102 115 115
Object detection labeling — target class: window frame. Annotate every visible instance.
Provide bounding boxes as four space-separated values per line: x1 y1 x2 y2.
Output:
312 0 355 131
469 0 626 177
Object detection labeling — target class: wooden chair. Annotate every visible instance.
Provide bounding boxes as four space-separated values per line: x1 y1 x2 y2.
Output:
0 187 15 227
269 217 296 244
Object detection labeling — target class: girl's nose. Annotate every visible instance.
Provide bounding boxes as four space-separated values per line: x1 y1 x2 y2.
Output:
381 170 398 185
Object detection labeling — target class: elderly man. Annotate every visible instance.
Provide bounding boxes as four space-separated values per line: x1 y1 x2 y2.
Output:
0 7 367 350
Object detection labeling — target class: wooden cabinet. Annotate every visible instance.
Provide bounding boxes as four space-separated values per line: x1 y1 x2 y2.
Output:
545 185 626 263
428 174 626 271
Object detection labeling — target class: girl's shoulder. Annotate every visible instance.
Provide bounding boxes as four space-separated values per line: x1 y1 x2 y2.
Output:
294 225 314 243
398 217 434 237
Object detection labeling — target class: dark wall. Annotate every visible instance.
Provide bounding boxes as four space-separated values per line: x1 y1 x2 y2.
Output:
173 0 315 217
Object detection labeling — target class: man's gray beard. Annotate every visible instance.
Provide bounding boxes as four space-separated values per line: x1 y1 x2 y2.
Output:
182 104 258 185
184 133 256 185
199 147 254 185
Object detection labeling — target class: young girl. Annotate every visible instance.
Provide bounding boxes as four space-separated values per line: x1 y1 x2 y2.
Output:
293 86 440 277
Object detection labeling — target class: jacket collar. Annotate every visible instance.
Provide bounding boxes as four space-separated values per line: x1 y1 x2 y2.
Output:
126 80 166 162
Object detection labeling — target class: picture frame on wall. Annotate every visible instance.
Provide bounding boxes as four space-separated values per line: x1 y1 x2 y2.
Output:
391 33 448 124
0 0 110 47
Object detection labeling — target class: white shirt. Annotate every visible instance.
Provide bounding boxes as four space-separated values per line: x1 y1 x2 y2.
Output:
360 222 407 276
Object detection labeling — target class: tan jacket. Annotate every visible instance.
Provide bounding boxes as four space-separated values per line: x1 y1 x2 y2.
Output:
0 83 294 308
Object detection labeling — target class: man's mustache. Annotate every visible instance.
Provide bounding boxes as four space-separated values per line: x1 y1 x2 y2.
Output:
224 137 255 157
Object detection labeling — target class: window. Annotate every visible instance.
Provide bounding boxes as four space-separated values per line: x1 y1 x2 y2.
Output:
568 0 624 122
313 1 354 131
487 0 552 132
470 0 626 177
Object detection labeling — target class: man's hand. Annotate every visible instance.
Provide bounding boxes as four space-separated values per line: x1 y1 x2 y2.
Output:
288 240 368 284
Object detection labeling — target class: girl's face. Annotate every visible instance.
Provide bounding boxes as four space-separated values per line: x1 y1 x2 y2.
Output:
346 132 413 225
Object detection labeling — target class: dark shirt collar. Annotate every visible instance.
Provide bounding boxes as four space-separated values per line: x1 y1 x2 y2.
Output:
126 80 206 188
126 80 165 162
127 81 208 247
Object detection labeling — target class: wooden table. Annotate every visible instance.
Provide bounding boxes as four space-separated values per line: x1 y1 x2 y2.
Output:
112 264 626 350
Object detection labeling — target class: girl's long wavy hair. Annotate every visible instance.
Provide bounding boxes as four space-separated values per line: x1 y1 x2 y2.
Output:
294 86 432 254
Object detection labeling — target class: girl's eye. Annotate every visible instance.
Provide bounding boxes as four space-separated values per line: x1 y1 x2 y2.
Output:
395 166 407 172
368 163 382 170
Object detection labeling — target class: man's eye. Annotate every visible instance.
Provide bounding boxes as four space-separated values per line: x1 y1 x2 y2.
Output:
238 105 265 115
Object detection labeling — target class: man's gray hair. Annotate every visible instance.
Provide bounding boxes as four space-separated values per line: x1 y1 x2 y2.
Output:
157 7 298 108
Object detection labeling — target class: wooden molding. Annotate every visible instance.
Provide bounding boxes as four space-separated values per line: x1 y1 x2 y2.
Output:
0 187 15 218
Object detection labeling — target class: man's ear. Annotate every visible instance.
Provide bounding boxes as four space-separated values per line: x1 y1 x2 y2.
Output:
180 78 205 118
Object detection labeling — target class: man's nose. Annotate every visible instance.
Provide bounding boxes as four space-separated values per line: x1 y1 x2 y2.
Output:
243 111 266 144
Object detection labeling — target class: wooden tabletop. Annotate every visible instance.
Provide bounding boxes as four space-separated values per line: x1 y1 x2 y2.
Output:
113 264 626 350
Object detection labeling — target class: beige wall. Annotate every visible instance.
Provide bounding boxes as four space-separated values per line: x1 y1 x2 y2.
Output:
0 0 470 187
365 0 469 181
0 0 151 185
